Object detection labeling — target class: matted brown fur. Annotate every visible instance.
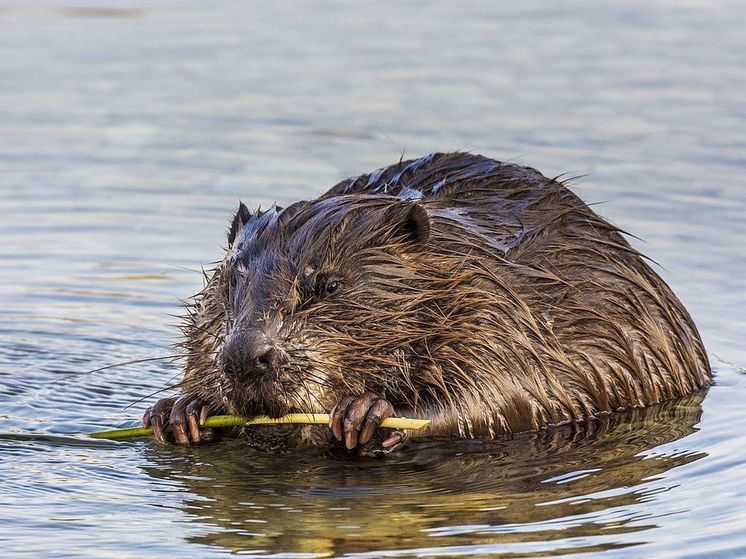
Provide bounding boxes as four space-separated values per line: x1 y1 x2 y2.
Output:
178 152 710 443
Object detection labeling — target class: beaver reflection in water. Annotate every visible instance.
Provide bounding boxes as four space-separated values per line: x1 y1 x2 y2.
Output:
143 152 711 455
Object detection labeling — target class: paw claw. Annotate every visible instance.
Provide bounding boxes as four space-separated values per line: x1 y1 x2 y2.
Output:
142 396 218 445
328 392 404 456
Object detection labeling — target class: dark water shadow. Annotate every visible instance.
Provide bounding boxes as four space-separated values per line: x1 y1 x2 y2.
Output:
139 392 707 557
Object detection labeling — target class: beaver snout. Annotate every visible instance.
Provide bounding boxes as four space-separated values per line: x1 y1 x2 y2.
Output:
222 330 284 380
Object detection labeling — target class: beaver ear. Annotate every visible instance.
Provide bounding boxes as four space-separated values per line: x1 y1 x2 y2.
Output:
389 202 430 250
228 201 252 246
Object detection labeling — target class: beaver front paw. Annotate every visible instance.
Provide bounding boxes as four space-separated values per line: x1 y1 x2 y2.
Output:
142 396 216 445
328 392 409 456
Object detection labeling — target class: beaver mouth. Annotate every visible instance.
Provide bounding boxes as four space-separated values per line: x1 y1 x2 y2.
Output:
232 396 290 420
228 378 297 419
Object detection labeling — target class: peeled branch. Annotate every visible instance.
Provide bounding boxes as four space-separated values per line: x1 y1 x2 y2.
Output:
89 413 431 440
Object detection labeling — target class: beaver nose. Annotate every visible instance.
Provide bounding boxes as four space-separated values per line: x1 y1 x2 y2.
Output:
253 346 280 372
223 330 282 379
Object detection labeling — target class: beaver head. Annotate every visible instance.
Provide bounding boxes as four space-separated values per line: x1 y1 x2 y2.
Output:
201 194 435 420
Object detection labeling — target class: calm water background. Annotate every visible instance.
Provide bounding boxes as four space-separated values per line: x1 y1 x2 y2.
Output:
1 2 745 557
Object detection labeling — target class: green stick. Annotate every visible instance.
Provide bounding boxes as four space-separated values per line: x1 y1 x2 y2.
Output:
89 413 431 440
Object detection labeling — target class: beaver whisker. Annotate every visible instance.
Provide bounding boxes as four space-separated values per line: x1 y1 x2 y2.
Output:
291 381 324 415
300 373 340 396
296 368 334 386
77 355 185 377
178 322 224 343
122 374 202 411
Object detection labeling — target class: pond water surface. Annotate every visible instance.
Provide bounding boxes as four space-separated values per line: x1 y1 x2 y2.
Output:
1 2 745 558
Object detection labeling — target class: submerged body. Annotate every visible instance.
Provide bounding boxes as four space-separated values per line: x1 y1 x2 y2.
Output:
144 153 710 453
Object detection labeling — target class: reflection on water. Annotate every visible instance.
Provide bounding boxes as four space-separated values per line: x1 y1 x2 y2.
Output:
140 395 706 557
1 1 745 558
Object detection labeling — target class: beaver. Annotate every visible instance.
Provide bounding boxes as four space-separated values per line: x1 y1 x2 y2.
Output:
143 152 711 455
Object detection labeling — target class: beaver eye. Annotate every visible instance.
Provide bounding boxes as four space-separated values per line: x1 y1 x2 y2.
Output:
325 279 341 295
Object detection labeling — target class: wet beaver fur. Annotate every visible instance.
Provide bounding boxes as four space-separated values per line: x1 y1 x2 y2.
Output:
143 152 711 454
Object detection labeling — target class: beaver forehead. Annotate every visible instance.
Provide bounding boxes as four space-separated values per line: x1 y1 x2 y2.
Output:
284 195 410 253
234 195 410 268
236 256 299 314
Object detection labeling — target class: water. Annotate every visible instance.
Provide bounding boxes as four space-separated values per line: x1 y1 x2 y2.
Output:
1 2 745 557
